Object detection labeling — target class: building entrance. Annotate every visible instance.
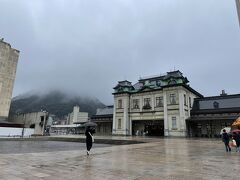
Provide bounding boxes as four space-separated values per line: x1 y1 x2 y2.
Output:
132 120 164 136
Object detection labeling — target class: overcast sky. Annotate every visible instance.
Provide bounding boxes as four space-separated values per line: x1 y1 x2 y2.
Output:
0 0 240 104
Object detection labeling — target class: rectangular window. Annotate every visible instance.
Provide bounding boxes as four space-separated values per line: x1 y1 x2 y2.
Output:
189 97 192 108
118 99 122 109
184 94 187 105
132 99 139 109
118 119 121 129
143 98 151 109
172 117 177 129
156 97 163 107
170 94 176 104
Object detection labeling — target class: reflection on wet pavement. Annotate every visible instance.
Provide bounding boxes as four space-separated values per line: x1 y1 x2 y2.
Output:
0 141 110 154
0 138 240 180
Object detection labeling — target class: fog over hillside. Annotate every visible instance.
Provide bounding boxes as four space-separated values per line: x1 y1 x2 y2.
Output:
10 89 106 118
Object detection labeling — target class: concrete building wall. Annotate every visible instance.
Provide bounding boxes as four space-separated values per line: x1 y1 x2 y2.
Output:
0 39 19 119
8 111 48 135
68 106 88 124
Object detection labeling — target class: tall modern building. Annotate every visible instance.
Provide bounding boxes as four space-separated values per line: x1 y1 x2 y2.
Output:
67 106 88 124
0 38 19 120
236 0 240 26
112 71 203 137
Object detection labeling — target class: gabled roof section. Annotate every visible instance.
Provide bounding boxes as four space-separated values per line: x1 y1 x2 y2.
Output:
191 94 240 114
113 80 134 94
113 80 133 89
95 106 113 115
113 70 201 96
138 70 189 85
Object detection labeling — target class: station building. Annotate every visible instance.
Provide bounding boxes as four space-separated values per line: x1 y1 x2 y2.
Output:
112 71 203 137
187 92 240 138
91 106 113 135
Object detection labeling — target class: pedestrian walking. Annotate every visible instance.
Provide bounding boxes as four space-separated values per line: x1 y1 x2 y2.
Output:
233 132 240 152
222 129 231 152
85 127 95 156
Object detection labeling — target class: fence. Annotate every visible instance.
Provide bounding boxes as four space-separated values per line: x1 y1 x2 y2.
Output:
0 127 34 137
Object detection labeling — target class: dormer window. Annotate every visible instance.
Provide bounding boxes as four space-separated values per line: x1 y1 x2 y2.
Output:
168 80 177 85
213 101 219 109
156 80 161 87
118 87 123 92
144 80 149 85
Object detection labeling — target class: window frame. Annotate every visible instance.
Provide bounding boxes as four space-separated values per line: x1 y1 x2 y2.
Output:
132 99 140 109
156 96 163 107
189 97 192 108
184 94 187 106
170 94 176 105
118 119 122 129
118 99 122 109
172 117 177 129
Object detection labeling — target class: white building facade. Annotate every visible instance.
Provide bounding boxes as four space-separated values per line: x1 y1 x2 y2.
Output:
112 71 203 137
67 106 88 124
0 39 19 120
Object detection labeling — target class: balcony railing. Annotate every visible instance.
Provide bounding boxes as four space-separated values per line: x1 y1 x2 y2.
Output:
142 105 152 110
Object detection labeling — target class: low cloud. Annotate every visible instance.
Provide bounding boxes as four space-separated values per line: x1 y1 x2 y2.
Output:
0 0 239 104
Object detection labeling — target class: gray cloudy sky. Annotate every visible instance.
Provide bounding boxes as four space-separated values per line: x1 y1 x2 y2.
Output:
0 0 240 104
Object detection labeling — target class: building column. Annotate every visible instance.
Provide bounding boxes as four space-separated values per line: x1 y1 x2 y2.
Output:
163 91 169 136
129 119 132 136
179 90 186 136
112 99 116 134
123 96 130 135
151 95 155 111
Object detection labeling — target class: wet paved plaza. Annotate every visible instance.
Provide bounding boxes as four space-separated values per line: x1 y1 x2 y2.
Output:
0 138 240 180
0 141 110 154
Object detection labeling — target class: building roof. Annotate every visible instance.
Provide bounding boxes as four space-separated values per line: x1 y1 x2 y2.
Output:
96 106 113 116
91 106 113 121
113 70 202 96
138 71 188 82
0 38 20 53
191 93 240 115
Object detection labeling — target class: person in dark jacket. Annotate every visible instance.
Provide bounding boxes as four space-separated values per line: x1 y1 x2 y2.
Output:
222 129 231 152
233 132 240 152
85 127 95 156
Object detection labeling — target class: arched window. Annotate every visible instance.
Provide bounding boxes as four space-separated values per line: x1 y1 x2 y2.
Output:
168 80 177 85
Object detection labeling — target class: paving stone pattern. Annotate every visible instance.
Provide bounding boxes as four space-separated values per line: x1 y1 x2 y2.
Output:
0 138 240 180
